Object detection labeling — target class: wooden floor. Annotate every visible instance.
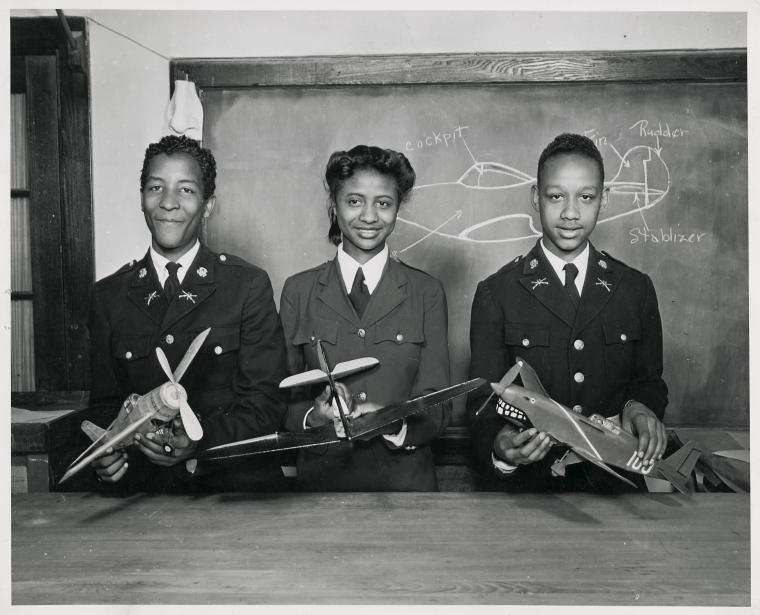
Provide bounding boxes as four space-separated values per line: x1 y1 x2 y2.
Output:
11 492 749 605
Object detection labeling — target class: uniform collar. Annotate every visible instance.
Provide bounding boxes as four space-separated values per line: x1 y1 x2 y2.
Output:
150 240 200 285
336 242 388 294
539 239 590 295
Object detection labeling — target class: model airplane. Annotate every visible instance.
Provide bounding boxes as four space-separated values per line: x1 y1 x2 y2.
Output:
200 339 485 460
489 358 702 494
59 328 210 484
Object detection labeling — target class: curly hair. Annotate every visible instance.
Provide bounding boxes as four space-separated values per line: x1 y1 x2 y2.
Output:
140 135 217 200
536 133 604 187
324 145 416 245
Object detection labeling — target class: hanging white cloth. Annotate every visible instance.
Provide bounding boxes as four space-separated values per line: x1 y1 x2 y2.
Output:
166 80 203 140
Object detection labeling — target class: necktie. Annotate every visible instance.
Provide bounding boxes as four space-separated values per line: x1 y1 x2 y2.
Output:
563 263 581 308
348 268 370 317
164 262 182 302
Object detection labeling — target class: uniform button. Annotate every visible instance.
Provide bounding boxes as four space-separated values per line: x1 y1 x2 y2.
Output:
573 404 583 413
165 334 174 345
573 372 585 383
125 351 133 359
573 339 584 350
219 254 227 262
309 335 316 343
396 332 404 343
357 392 367 402
214 345 222 355
521 338 530 347
620 333 628 342
357 328 366 338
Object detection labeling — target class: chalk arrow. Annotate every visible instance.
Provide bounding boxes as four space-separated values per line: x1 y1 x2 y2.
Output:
608 144 630 168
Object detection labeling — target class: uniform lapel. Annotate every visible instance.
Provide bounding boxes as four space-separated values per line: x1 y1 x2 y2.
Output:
517 241 577 327
574 245 620 333
316 258 360 324
126 252 167 324
160 245 217 332
361 258 407 326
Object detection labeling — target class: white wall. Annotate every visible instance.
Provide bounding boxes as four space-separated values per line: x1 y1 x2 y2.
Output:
10 8 750 278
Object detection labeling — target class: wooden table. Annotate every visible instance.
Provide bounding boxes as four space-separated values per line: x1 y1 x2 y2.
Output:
12 492 749 605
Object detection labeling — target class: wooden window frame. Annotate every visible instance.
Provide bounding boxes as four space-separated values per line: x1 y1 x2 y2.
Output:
11 16 94 394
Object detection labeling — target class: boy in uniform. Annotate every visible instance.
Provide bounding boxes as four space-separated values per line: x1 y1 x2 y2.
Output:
468 133 668 491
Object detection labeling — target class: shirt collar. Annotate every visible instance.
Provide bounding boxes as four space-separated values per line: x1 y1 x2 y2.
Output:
336 243 388 294
150 240 200 285
539 239 590 294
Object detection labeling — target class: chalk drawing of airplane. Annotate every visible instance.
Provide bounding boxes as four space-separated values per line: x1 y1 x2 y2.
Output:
395 141 671 252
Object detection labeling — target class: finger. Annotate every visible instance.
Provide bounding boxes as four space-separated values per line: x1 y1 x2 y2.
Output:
654 421 668 459
635 422 651 459
642 418 660 464
134 432 165 455
98 453 127 478
523 432 550 461
315 385 332 403
109 461 129 482
511 428 538 447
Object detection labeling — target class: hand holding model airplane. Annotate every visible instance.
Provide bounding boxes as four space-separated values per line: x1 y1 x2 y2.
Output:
59 328 210 484
488 357 702 493
200 340 485 461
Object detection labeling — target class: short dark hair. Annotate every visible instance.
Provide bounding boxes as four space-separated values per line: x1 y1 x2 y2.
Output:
536 133 604 187
325 145 416 245
140 135 217 201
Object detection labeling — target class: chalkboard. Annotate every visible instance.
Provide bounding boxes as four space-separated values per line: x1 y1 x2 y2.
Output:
175 51 747 428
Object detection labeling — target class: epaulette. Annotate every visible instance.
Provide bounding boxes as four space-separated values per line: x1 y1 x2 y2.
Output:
215 252 250 267
393 255 436 279
496 254 524 275
600 250 631 269
115 259 139 275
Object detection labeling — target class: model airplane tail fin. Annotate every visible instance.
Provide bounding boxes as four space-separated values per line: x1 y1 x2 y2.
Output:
81 420 107 443
657 441 702 494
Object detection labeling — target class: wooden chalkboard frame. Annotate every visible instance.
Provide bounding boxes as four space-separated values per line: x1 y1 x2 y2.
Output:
171 49 746 88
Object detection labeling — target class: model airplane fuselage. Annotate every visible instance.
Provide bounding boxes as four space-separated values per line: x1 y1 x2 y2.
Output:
59 328 210 483
491 358 701 493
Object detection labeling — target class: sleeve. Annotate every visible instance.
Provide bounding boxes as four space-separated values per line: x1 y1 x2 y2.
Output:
389 278 451 449
201 270 289 448
623 273 669 419
467 279 513 475
87 285 124 405
279 279 316 432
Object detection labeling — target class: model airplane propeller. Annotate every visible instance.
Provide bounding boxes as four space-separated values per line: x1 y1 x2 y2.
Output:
199 339 485 461
489 357 702 494
59 327 210 484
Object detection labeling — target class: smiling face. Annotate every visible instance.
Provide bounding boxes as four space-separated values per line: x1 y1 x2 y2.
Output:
532 153 608 262
141 152 215 260
333 169 399 264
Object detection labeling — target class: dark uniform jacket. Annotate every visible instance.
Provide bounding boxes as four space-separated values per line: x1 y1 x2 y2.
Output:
468 240 668 491
280 256 451 491
86 244 288 491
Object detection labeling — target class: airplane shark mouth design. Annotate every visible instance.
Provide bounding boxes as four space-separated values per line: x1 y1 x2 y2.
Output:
496 398 527 424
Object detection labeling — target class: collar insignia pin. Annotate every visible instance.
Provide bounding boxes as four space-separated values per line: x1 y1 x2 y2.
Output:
531 277 549 290
599 259 607 270
529 258 538 270
197 266 207 278
145 290 158 306
138 268 147 279
595 278 612 293
179 290 197 304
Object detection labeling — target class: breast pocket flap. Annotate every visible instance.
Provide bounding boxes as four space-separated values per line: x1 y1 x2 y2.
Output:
504 325 550 348
603 318 642 345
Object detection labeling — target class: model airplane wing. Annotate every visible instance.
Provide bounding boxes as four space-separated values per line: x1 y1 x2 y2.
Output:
200 378 486 460
279 357 380 389
349 378 486 440
58 412 157 484
200 429 342 460
566 444 638 489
